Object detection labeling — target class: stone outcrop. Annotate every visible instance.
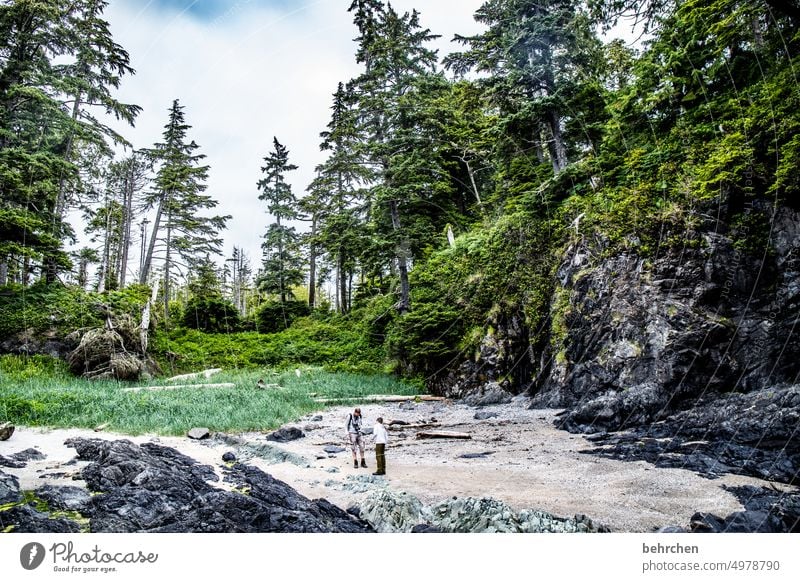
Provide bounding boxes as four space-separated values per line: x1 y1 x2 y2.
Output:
358 488 608 533
0 439 371 533
438 200 800 485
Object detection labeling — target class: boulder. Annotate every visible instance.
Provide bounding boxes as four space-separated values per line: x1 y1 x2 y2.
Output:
62 438 371 533
187 428 211 440
266 427 304 443
0 422 14 441
0 469 21 505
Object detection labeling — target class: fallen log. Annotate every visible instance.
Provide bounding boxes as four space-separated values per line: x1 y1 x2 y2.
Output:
312 395 445 404
121 382 236 393
167 368 222 382
416 430 471 440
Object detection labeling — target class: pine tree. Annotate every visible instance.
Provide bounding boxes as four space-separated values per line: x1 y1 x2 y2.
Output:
446 0 603 176
140 100 230 323
257 137 304 304
347 2 444 313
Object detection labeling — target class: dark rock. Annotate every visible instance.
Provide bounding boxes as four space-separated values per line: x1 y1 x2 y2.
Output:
463 382 513 407
474 411 499 420
411 523 442 533
0 469 21 504
222 452 236 463
311 415 323 422
35 484 93 513
0 422 14 441
657 525 688 533
324 446 346 454
61 437 370 533
0 448 45 468
580 385 800 484
346 505 361 518
187 427 211 440
266 427 305 442
0 504 80 533
688 486 800 533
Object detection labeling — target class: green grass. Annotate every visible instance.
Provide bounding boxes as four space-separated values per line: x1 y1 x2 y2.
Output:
0 355 420 436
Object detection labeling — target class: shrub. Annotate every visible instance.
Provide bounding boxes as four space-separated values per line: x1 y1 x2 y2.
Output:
255 300 311 334
181 296 241 333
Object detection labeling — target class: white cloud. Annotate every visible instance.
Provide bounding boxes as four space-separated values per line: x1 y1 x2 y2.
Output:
94 0 486 281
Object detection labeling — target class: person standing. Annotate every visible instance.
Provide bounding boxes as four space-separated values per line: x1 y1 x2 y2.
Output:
346 408 367 469
372 417 388 476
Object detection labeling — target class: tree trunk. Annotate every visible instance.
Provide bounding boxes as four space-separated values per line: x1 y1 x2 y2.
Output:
547 108 568 175
338 248 348 314
462 155 484 212
388 199 410 314
139 196 164 284
308 215 317 309
163 207 172 324
119 162 134 288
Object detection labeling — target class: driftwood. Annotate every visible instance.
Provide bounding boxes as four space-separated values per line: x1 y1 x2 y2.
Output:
167 368 222 382
416 431 471 440
388 423 438 430
121 383 236 393
93 422 110 432
312 395 446 404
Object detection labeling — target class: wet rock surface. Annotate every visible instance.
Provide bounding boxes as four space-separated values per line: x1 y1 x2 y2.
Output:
0 438 372 533
0 448 45 468
580 386 800 484
0 469 21 504
687 486 800 532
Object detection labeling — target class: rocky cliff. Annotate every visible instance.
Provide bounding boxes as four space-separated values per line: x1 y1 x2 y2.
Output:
444 200 800 484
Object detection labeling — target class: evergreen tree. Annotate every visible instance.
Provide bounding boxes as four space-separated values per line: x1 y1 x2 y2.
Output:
446 0 604 176
141 100 230 323
257 137 304 304
347 2 445 313
0 0 139 285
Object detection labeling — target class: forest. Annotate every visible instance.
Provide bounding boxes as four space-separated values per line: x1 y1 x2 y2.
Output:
0 0 798 386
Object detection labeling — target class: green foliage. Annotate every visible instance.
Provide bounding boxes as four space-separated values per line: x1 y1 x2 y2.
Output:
254 300 311 334
150 316 384 376
181 296 240 333
0 283 101 337
0 364 417 435
383 210 560 380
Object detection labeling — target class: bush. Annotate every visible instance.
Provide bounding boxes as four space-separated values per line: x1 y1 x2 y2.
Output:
181 296 241 333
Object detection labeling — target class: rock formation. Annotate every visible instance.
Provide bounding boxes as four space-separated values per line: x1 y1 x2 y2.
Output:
0 438 372 533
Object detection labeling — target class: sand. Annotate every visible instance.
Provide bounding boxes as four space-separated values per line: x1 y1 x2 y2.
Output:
1 398 795 532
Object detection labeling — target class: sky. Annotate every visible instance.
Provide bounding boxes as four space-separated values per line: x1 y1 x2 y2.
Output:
92 0 490 281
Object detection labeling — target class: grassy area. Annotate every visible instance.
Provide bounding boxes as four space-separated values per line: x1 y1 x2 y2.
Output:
0 355 420 436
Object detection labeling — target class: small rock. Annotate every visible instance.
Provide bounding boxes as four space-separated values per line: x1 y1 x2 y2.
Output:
266 427 304 442
187 427 211 440
326 467 340 473
222 452 236 463
311 415 323 422
323 446 346 454
474 411 499 420
0 422 15 441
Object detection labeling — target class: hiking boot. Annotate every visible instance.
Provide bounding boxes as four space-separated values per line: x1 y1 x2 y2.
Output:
372 471 385 476
360 459 367 468
354 460 358 468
